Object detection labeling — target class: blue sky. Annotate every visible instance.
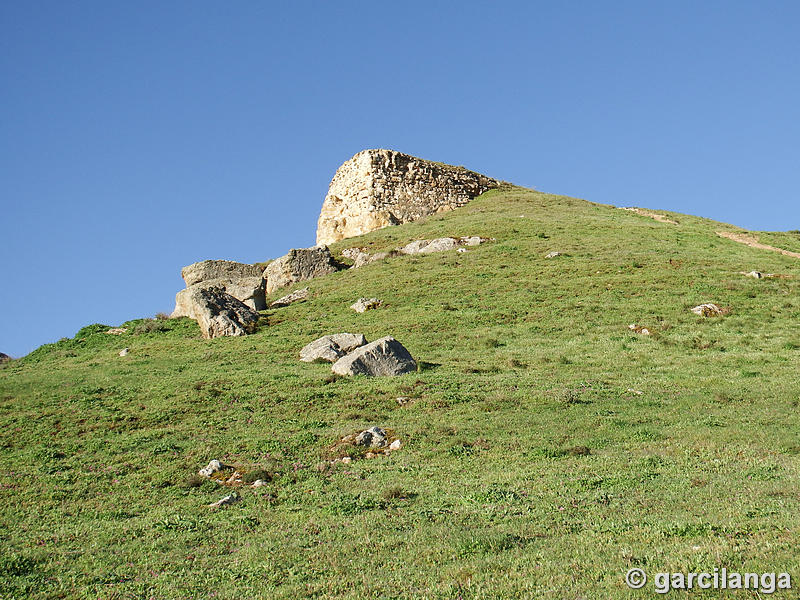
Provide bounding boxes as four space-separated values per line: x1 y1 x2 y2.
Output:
2 1 799 357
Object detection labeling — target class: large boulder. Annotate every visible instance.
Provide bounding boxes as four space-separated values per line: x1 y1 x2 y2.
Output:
0 352 11 364
181 260 261 287
264 246 340 294
173 276 267 317
179 285 260 339
300 333 368 363
331 336 416 377
316 149 499 245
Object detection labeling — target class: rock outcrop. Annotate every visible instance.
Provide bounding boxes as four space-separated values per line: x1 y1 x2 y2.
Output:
0 352 10 364
331 336 416 377
299 333 368 363
180 286 260 338
173 260 266 315
263 246 340 294
316 149 499 245
173 277 266 317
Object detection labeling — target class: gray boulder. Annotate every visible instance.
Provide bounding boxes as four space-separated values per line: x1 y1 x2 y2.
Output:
0 352 12 363
331 336 416 377
181 260 261 287
269 287 309 308
355 427 388 448
173 276 267 316
180 285 260 338
300 333 368 363
264 246 340 294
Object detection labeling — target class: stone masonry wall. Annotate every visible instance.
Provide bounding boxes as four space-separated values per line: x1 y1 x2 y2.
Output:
316 149 499 245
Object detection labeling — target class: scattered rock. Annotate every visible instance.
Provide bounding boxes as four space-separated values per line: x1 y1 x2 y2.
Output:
620 207 679 225
545 251 561 259
105 328 128 335
118 348 129 357
628 324 651 335
355 426 388 448
331 336 416 377
340 456 352 464
461 236 484 246
251 479 268 488
350 297 382 313
400 237 459 255
457 248 468 254
179 285 260 338
199 460 228 477
225 472 243 485
299 333 368 363
745 271 763 279
691 303 723 317
208 493 240 509
389 439 402 451
342 247 390 269
316 149 499 245
182 260 262 287
263 246 340 294
396 396 411 406
269 287 309 308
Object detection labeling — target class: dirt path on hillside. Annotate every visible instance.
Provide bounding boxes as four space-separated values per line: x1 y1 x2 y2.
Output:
619 207 679 225
717 231 800 259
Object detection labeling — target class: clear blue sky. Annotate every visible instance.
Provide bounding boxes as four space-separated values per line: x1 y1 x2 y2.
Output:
2 1 799 357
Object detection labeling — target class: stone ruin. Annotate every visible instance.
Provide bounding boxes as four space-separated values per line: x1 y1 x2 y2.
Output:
316 149 499 245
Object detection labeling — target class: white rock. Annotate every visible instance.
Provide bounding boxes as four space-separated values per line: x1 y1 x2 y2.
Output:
545 251 561 259
118 348 129 357
199 459 226 477
691 303 723 317
251 479 268 488
389 439 402 451
350 297 382 313
208 493 240 509
105 328 128 335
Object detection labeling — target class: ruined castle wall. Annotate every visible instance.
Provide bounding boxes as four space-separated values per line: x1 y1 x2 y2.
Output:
316 149 499 245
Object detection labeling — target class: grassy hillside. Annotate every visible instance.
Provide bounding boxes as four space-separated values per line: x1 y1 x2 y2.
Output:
2 187 799 599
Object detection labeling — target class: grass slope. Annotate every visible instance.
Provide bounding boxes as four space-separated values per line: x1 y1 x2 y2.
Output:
2 187 800 599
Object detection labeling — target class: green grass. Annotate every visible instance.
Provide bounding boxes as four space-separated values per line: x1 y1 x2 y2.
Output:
2 187 800 598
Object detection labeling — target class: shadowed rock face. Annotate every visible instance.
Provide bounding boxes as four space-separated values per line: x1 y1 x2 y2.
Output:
316 149 499 245
181 286 260 339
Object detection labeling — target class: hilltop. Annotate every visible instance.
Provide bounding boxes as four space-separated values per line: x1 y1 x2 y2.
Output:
2 176 800 598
